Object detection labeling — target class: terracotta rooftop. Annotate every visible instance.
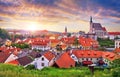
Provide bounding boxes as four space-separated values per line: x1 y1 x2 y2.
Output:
43 51 55 61
55 52 75 68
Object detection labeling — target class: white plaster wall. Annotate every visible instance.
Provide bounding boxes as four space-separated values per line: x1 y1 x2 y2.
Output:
5 54 18 63
35 56 49 70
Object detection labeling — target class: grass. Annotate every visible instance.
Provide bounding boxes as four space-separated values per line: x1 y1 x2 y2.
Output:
0 64 92 77
0 64 119 77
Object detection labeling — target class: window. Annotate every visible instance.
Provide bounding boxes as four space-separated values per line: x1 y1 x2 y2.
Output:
41 63 44 66
41 57 44 61
97 58 99 60
91 58 92 60
82 58 84 60
86 58 88 61
72 56 74 58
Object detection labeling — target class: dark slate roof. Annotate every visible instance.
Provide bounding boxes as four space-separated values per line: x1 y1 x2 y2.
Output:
92 23 103 30
17 56 33 66
29 51 41 58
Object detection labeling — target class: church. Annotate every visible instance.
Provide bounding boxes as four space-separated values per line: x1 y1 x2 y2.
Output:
89 17 108 38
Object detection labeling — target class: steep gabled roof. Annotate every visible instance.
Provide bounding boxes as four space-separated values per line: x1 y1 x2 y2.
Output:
17 56 33 66
92 23 103 30
43 51 55 61
29 51 41 58
102 27 107 31
55 52 75 68
0 52 11 63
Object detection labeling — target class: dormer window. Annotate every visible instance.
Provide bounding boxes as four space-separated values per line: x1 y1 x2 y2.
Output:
72 56 74 58
42 57 44 61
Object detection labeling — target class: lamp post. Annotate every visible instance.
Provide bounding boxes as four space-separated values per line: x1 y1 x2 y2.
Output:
88 64 96 75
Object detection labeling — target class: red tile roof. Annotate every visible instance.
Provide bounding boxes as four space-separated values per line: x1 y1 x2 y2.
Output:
61 37 75 44
114 48 120 53
0 52 11 63
0 46 21 63
43 51 55 61
55 53 75 68
102 52 116 61
50 39 60 43
31 38 49 46
108 32 120 35
71 50 117 61
102 27 107 31
79 37 99 47
72 50 102 58
6 60 19 65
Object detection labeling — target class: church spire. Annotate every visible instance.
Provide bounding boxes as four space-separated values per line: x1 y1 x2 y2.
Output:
90 16 92 24
65 26 67 33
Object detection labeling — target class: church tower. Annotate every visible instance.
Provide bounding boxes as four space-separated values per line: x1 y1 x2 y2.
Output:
89 16 93 33
65 26 67 34
90 16 93 24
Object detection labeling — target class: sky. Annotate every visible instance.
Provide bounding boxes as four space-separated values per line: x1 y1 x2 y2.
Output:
0 0 120 32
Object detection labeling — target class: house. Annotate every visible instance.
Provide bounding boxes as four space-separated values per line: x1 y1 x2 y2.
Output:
70 50 103 66
79 37 99 50
54 52 75 68
0 46 21 63
6 51 41 66
69 49 118 66
108 32 120 40
5 39 12 46
102 52 116 65
61 36 75 47
50 39 60 48
31 38 50 51
115 39 120 49
35 51 55 69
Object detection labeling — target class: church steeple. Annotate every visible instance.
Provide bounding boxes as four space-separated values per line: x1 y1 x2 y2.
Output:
65 26 67 33
90 16 92 24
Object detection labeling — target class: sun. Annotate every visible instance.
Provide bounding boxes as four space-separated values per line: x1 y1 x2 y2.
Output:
27 23 38 31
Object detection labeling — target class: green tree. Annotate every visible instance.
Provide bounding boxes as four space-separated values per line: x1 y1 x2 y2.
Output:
11 43 30 49
97 38 114 47
25 65 35 70
73 38 79 48
111 59 120 68
0 28 10 39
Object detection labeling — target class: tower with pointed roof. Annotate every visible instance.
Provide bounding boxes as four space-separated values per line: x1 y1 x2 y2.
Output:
90 16 93 24
65 26 67 34
89 16 108 38
89 16 93 33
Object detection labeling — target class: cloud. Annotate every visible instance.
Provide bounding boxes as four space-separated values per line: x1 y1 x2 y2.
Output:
0 0 120 32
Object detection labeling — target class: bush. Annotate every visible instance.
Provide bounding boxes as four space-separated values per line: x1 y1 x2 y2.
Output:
25 65 35 70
